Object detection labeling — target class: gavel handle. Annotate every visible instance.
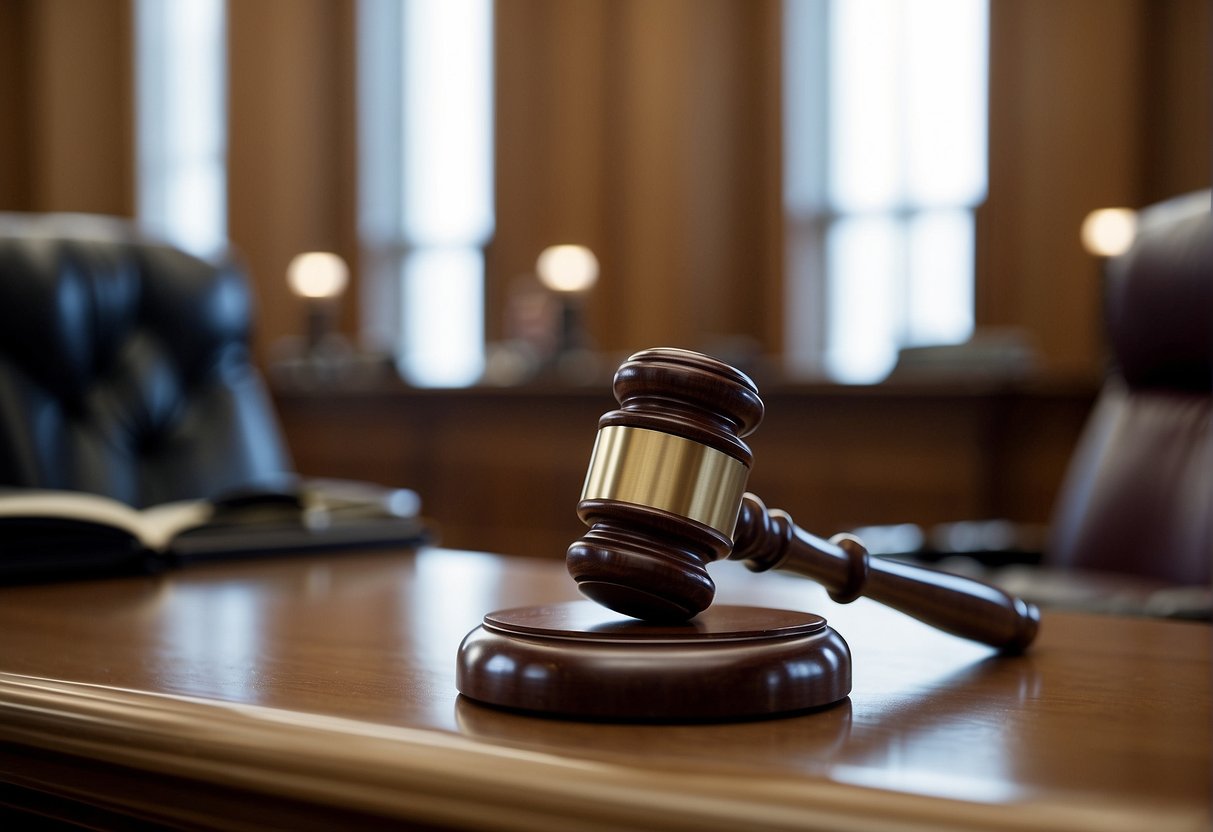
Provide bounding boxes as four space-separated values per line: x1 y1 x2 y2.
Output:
732 494 1040 653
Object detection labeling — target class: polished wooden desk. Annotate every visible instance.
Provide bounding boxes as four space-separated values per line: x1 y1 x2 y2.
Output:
0 547 1207 831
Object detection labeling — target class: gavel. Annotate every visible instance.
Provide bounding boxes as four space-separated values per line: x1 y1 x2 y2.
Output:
565 347 1040 653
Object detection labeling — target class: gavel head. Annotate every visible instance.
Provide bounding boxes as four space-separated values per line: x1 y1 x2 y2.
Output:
566 347 764 622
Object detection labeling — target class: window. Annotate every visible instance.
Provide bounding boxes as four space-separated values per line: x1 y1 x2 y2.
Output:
358 0 495 387
784 0 989 382
134 0 227 257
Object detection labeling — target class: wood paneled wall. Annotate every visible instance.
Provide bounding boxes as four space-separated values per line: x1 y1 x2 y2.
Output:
984 1 1122 375
226 0 360 365
985 0 1210 377
0 0 133 215
273 380 1096 559
0 0 1207 374
490 0 784 356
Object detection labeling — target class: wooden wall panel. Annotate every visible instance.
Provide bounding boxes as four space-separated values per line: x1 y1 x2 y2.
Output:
15 0 133 215
1139 0 1212 205
274 383 1095 560
0 0 1205 380
0 1 33 208
227 0 358 367
982 0 1209 377
490 0 783 358
488 1 610 344
0 1 1200 567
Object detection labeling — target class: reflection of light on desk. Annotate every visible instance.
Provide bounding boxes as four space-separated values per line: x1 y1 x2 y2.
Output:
715 560 1039 801
159 582 264 702
832 763 1025 803
400 551 507 728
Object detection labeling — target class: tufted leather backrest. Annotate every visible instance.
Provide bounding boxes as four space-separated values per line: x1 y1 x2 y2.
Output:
0 213 292 508
1048 192 1211 585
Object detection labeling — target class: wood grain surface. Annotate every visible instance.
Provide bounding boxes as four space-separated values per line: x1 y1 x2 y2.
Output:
0 547 1207 831
272 379 1096 561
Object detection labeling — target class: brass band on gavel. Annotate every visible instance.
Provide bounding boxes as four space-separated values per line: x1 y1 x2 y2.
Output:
579 425 750 538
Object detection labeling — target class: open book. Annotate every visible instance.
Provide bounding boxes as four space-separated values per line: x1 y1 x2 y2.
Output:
0 479 431 581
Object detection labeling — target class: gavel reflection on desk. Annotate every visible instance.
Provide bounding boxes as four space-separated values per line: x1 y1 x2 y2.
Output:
457 347 1040 722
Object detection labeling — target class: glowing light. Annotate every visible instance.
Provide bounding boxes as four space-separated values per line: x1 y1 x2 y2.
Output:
287 252 350 299
135 0 227 257
401 248 485 387
536 245 600 294
1081 208 1138 257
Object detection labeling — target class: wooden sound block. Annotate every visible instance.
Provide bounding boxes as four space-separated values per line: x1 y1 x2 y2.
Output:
456 601 851 721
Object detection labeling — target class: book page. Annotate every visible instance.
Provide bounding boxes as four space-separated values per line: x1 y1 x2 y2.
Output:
136 500 215 550
0 490 212 552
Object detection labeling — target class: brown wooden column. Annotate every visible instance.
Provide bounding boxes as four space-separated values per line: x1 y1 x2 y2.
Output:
0 0 133 215
981 0 1209 378
227 0 359 366
490 0 783 358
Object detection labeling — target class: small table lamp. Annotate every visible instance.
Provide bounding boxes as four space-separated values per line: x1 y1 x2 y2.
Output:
1081 207 1138 366
1081 208 1138 259
535 244 599 357
286 251 349 356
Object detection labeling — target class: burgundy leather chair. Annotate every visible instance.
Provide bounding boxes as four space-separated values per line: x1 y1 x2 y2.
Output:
1047 191 1211 586
0 213 293 508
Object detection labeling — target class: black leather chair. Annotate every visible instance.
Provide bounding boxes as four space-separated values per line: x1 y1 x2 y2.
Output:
0 213 293 508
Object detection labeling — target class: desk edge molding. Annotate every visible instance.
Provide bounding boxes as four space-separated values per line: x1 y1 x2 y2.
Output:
0 672 1203 832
